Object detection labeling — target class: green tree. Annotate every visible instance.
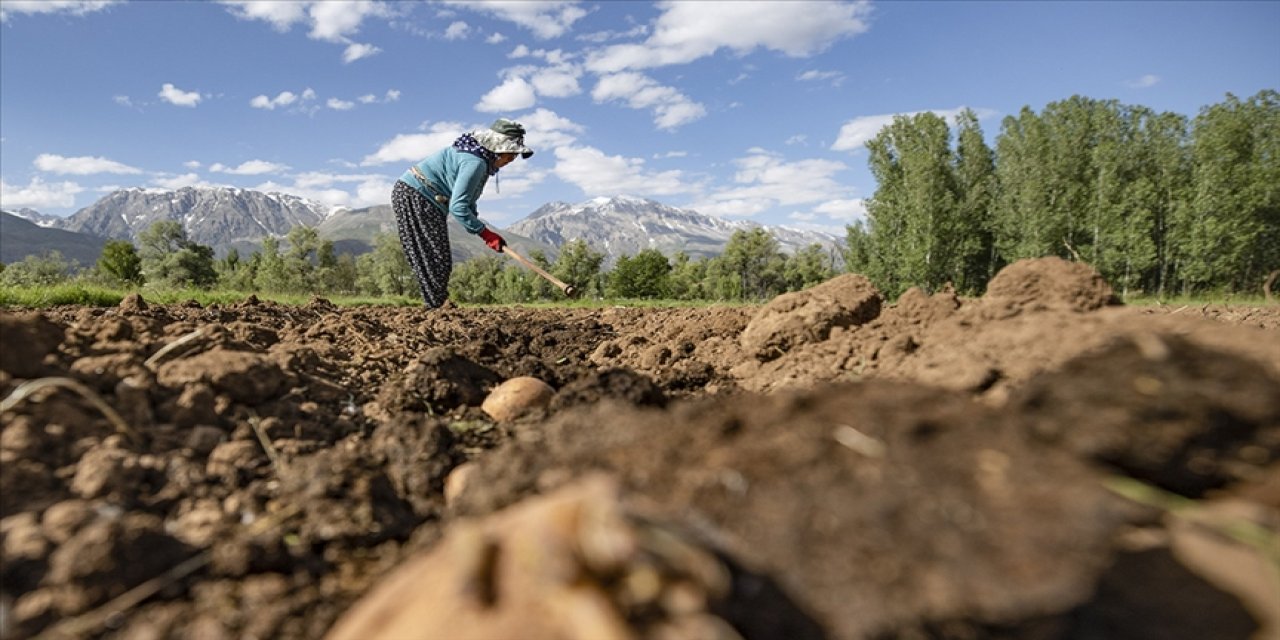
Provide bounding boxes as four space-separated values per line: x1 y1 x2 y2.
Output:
137 220 216 288
356 232 413 297
783 243 835 291
1177 90 1280 292
952 108 999 292
97 240 144 286
254 236 291 292
718 228 787 301
667 251 707 300
864 111 962 297
0 252 74 287
552 239 605 297
449 255 504 303
607 249 671 298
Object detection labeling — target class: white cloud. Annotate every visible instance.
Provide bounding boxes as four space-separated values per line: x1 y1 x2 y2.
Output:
250 90 300 110
158 83 202 107
362 121 469 165
812 198 867 222
510 44 531 58
517 108 585 149
476 76 538 112
151 173 221 190
221 0 393 62
786 134 808 146
254 172 395 209
1126 74 1161 88
530 65 582 98
797 69 845 86
34 153 143 175
0 0 118 22
219 0 307 31
587 0 872 73
444 20 470 40
209 160 290 175
688 149 850 218
357 89 400 104
453 0 588 39
553 145 695 197
591 72 706 130
653 151 688 159
830 107 997 152
0 177 84 209
577 23 648 44
328 98 355 110
113 95 133 107
486 32 508 44
343 42 381 63
184 161 202 169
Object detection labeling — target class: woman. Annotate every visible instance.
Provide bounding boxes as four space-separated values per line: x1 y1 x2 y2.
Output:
391 118 533 307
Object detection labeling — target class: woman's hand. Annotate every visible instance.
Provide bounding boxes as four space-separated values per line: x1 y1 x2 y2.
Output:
480 228 506 252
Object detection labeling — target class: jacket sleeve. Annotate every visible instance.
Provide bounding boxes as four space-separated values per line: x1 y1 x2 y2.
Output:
448 159 489 234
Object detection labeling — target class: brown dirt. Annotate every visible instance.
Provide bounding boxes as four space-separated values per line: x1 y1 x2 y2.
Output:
1 257 1278 640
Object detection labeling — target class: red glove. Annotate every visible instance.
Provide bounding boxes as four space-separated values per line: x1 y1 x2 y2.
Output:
479 227 506 253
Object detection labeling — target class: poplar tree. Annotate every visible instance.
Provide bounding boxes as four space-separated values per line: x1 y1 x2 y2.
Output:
1178 90 1280 292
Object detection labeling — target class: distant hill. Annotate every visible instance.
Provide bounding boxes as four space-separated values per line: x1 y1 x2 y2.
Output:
0 210 107 267
507 195 842 265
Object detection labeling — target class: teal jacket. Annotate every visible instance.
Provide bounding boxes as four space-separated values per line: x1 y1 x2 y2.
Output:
400 147 491 234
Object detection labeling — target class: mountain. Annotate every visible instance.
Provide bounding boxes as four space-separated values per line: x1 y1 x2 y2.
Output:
61 186 332 254
507 195 842 264
1 210 108 267
5 207 63 228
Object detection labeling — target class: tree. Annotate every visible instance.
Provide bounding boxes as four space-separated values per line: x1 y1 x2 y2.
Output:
726 227 786 300
667 251 706 300
97 240 144 286
607 249 671 299
863 112 962 297
137 220 216 288
356 232 413 297
449 255 504 303
0 252 74 287
1177 90 1280 292
254 236 291 292
783 243 835 291
952 108 999 292
552 239 605 298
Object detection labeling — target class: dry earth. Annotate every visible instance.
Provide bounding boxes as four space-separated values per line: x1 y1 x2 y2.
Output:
1 257 1278 639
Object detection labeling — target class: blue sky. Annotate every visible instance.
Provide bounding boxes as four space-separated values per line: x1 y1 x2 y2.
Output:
1 1 1277 233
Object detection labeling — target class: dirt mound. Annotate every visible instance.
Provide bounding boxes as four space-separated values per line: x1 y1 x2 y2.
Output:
2 261 1278 639
739 273 882 361
981 256 1120 318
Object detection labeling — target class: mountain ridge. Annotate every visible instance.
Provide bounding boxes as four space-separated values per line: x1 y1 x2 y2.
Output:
4 189 842 267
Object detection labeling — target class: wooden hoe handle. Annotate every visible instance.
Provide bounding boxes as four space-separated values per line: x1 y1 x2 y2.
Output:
503 246 578 298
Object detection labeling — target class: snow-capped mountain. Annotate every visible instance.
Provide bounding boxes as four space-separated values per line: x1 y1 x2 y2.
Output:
508 195 842 264
60 186 334 252
2 207 63 228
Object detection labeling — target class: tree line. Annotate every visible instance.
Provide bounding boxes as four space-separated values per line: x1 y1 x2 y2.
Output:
4 90 1273 302
0 220 839 303
847 90 1278 298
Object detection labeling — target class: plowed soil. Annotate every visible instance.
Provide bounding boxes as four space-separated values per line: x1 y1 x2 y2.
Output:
2 257 1278 640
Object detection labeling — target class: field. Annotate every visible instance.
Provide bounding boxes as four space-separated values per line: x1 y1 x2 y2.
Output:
2 256 1278 640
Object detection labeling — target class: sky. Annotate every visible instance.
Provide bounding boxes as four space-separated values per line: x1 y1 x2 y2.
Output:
1 0 1277 234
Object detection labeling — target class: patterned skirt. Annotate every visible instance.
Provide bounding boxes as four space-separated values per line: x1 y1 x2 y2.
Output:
391 180 451 308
